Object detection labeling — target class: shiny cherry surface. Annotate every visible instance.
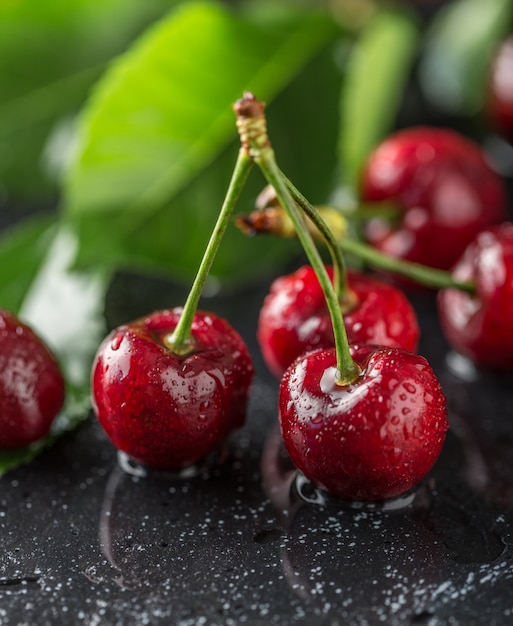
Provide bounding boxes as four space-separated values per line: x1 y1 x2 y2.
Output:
438 223 513 371
0 310 65 448
360 127 507 271
279 345 448 501
92 308 254 470
488 36 513 144
257 265 420 379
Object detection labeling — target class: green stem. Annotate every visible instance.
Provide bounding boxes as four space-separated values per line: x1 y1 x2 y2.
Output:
234 94 360 385
283 191 475 293
340 238 476 293
282 174 354 308
346 202 402 222
166 149 253 354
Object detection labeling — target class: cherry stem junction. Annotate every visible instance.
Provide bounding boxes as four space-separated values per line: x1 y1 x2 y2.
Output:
234 92 360 386
239 200 476 294
166 149 253 354
284 186 476 294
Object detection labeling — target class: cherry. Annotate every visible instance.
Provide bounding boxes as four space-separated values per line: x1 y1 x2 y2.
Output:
438 222 513 372
92 308 253 470
91 140 255 470
279 345 449 501
488 35 513 144
257 265 420 378
0 310 65 449
360 126 507 271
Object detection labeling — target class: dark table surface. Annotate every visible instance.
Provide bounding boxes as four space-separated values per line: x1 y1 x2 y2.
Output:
1 269 513 626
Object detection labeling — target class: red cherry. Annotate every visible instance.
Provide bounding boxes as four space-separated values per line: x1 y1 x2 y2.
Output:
91 308 253 470
438 222 513 371
360 126 507 271
257 265 420 379
279 345 448 501
488 36 513 144
0 310 65 449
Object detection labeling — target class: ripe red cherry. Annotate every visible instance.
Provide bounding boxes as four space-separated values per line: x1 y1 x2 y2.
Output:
257 265 420 379
438 222 513 371
91 308 253 470
360 126 507 271
279 345 448 501
0 310 65 449
488 36 513 144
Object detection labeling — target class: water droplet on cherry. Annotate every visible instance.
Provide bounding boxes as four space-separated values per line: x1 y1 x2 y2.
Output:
403 382 416 394
111 335 123 351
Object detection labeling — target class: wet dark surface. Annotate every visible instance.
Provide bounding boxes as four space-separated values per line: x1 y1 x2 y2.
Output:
1 272 513 626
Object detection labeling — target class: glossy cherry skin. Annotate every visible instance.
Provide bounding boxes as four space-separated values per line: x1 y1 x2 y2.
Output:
279 345 448 501
488 36 513 144
91 309 254 470
438 223 513 371
360 126 507 271
0 310 65 449
257 265 420 379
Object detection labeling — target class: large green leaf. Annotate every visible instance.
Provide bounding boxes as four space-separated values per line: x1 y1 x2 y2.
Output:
419 0 513 115
338 8 419 192
64 2 341 283
0 220 108 475
0 0 173 198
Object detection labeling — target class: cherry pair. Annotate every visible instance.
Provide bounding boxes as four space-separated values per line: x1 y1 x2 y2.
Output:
235 94 449 502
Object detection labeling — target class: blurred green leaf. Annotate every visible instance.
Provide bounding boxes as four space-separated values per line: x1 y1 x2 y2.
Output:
0 0 174 198
338 8 419 192
20 227 109 391
0 216 57 314
0 222 108 475
419 0 513 115
64 2 341 283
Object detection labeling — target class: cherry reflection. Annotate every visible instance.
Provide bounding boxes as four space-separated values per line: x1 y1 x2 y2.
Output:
260 423 434 525
260 420 509 621
97 452 248 595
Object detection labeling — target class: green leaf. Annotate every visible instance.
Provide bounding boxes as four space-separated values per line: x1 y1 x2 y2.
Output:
0 222 108 475
20 227 109 391
64 2 340 283
338 8 419 192
419 0 513 115
0 216 57 314
0 0 173 198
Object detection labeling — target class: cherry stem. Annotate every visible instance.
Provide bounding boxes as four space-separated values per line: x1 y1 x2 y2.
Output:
234 93 360 386
271 193 476 294
279 174 355 309
242 201 476 294
346 202 402 222
340 238 476 293
167 149 253 354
